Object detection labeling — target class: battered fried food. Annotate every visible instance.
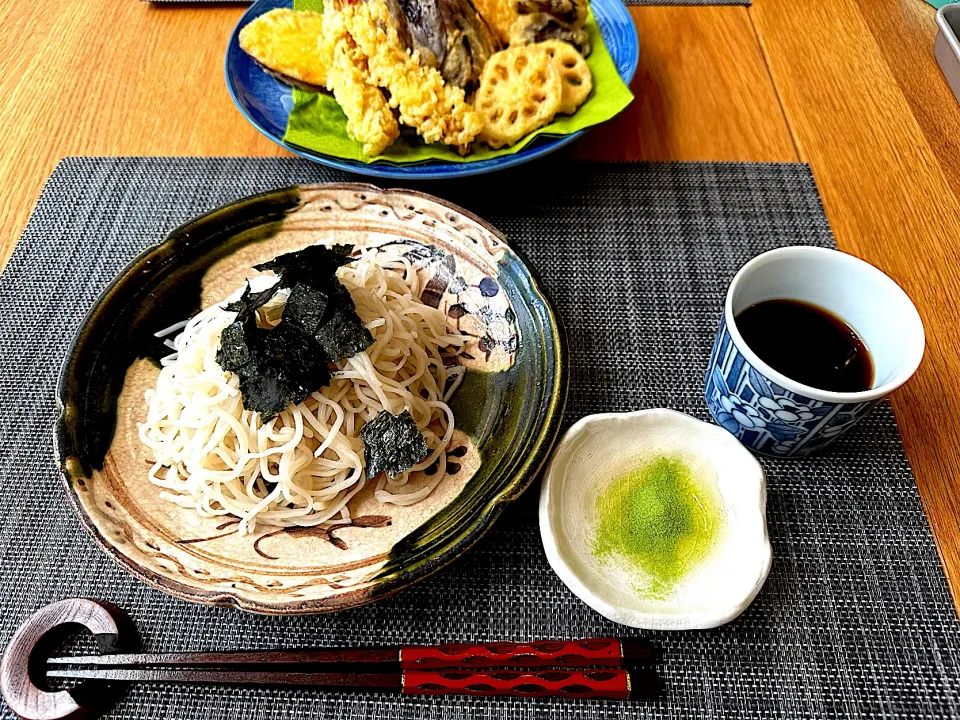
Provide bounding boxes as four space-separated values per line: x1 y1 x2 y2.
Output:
476 45 562 148
540 40 592 114
517 0 587 28
242 0 597 157
336 0 483 153
471 0 589 50
323 10 400 156
471 0 519 45
509 13 591 56
381 0 500 93
239 9 333 90
335 0 484 153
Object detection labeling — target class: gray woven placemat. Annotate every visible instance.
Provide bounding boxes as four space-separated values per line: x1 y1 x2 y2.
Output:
1 157 957 719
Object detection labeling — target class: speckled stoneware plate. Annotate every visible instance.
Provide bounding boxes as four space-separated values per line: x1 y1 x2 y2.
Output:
55 184 567 614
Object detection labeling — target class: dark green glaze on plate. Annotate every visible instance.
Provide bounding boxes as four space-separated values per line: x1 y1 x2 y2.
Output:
55 184 567 614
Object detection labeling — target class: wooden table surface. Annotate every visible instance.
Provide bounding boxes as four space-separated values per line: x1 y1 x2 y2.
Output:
2 0 959 607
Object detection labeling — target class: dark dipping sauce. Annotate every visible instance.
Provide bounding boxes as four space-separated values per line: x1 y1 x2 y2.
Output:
735 299 874 393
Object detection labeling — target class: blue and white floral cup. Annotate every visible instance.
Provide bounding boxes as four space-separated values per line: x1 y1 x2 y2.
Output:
704 247 924 457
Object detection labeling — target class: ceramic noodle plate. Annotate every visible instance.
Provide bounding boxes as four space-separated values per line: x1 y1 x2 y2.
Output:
55 185 567 614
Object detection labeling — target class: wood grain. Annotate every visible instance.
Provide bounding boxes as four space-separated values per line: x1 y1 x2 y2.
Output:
0 599 124 720
573 7 797 162
851 0 960 200
0 2 282 259
750 0 960 607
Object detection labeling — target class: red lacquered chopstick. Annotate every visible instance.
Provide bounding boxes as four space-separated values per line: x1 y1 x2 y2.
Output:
47 638 656 670
401 638 655 668
46 666 660 701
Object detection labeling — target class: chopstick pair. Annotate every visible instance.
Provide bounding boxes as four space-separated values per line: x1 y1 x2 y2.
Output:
48 638 660 701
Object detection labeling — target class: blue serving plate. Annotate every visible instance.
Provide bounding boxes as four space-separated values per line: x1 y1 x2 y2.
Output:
225 0 639 179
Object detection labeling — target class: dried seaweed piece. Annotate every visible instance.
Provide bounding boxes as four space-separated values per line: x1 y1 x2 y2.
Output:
255 244 355 289
215 245 379 417
216 282 331 420
216 322 251 371
361 409 429 478
233 321 332 420
314 287 375 362
216 282 281 371
224 282 282 320
283 282 331 334
260 245 374 362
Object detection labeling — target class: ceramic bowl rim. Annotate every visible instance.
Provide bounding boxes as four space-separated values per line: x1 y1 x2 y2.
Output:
538 408 772 630
724 246 925 404
55 183 569 614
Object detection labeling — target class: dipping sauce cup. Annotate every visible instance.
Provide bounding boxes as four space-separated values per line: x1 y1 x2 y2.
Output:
704 247 924 457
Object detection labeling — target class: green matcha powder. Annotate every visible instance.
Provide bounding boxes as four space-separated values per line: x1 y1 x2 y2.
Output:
592 456 725 599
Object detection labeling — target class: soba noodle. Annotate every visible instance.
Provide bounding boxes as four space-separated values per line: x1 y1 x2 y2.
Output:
137 245 468 535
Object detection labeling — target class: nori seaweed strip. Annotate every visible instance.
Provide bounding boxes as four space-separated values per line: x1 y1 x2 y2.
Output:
313 286 374 362
280 281 373 362
283 282 330 334
223 281 282 320
361 409 430 479
214 244 377 418
216 280 331 420
244 321 331 417
258 244 374 362
224 320 332 421
255 244 355 289
216 322 251 371
216 282 281 372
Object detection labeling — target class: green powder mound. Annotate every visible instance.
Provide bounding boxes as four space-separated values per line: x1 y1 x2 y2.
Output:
593 456 724 599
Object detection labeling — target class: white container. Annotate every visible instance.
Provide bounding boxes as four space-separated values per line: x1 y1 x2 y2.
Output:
539 409 772 630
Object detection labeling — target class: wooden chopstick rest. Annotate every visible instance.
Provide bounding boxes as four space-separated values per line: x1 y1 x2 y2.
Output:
0 598 137 720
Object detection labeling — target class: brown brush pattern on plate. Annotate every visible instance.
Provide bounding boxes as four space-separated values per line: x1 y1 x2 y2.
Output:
55 185 567 614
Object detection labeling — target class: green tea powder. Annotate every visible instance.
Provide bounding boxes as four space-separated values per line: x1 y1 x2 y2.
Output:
593 456 725 598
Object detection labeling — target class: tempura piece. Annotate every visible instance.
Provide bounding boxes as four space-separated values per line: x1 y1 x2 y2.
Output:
509 12 591 57
539 40 592 114
322 10 400 155
471 0 519 45
471 0 588 49
334 0 484 153
381 0 500 92
239 9 333 90
476 45 561 149
516 0 587 29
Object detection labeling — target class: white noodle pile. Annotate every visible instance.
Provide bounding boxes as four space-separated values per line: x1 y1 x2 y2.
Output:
137 246 467 534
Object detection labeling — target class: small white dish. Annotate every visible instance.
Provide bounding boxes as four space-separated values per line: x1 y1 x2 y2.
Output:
539 409 772 630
